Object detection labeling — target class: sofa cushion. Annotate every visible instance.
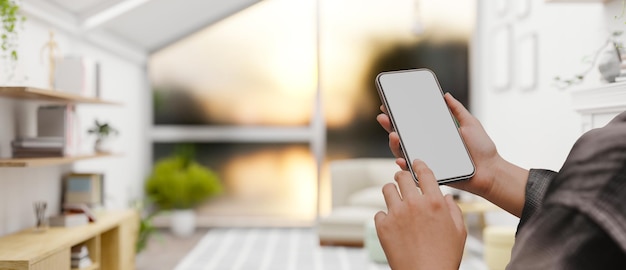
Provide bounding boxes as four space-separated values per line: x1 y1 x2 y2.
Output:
347 186 387 210
319 206 381 225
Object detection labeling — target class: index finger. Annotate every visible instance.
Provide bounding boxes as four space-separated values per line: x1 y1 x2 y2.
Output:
412 159 442 196
394 170 420 199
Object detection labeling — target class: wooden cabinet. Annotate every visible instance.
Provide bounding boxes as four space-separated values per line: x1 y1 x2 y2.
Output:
0 210 138 270
571 82 626 131
0 88 136 269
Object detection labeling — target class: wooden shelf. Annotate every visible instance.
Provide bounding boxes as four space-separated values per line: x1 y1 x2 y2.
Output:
0 210 138 270
72 262 99 270
571 82 626 114
0 153 119 167
0 86 121 105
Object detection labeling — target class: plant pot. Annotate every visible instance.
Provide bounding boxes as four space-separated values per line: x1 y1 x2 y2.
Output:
170 209 196 237
94 138 112 153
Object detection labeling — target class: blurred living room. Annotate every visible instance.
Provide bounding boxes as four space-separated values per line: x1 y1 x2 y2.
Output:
0 0 625 269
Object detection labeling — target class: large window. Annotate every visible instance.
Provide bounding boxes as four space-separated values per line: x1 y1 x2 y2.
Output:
150 0 475 225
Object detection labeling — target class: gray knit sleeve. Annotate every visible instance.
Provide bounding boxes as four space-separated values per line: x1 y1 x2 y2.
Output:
516 169 558 233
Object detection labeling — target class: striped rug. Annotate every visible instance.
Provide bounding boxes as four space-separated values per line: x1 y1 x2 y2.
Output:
174 228 486 270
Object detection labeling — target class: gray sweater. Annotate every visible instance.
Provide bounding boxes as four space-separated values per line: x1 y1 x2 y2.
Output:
507 111 626 269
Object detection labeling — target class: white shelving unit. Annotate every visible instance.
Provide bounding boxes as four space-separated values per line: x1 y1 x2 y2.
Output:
571 82 626 131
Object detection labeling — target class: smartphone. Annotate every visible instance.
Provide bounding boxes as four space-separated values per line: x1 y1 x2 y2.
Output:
375 68 475 184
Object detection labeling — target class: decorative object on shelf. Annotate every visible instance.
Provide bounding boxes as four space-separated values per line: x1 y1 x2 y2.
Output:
615 49 626 82
54 55 100 97
40 30 60 89
554 33 624 89
598 42 622 83
32 201 47 233
145 144 222 237
87 120 118 153
63 173 104 209
0 0 26 80
554 1 626 89
70 244 93 269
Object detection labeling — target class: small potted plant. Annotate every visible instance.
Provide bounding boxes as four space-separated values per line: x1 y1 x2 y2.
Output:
87 120 118 153
145 145 222 237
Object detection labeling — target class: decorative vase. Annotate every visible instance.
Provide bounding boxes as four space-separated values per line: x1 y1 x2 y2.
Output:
598 43 621 83
170 209 196 237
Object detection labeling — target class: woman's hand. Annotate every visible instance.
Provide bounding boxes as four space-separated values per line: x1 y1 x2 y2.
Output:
376 93 499 196
376 93 529 216
375 159 467 270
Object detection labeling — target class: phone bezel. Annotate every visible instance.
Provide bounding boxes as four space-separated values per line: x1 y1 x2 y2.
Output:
375 68 475 185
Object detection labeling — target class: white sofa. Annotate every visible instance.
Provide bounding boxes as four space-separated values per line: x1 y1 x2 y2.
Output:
316 157 465 247
317 158 398 246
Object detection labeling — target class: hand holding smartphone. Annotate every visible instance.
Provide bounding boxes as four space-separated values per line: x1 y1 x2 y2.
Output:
375 68 475 184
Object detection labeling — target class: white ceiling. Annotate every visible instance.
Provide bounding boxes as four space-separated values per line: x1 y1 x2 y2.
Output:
51 0 125 17
44 0 261 53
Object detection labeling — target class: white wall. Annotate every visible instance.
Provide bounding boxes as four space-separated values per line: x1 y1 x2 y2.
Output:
472 0 621 225
0 15 149 236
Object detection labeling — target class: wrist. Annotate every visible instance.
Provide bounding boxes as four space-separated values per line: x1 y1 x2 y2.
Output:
486 156 529 217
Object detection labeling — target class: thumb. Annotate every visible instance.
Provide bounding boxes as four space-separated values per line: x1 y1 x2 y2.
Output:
445 194 466 234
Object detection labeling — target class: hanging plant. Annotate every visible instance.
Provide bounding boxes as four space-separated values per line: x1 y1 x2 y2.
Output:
0 0 25 75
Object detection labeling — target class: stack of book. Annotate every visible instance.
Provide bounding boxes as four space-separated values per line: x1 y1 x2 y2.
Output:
11 137 64 158
71 245 93 269
48 213 89 227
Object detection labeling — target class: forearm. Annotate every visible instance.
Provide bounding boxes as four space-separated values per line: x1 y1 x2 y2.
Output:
481 156 529 217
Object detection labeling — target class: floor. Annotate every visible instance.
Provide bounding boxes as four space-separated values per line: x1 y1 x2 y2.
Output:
136 228 209 270
136 224 486 270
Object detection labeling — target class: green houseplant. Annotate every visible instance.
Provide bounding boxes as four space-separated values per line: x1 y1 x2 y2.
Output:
0 0 25 77
145 145 222 237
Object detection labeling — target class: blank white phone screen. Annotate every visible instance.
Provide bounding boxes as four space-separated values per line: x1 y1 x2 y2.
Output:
376 69 474 183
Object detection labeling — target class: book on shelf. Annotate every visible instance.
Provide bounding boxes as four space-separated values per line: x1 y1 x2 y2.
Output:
11 137 64 148
55 56 100 98
71 244 89 259
71 244 93 268
11 136 65 158
48 213 89 227
36 104 81 156
63 173 104 208
11 149 64 158
63 203 97 222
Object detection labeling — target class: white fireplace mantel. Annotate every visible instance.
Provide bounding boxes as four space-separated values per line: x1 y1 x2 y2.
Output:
571 82 626 132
